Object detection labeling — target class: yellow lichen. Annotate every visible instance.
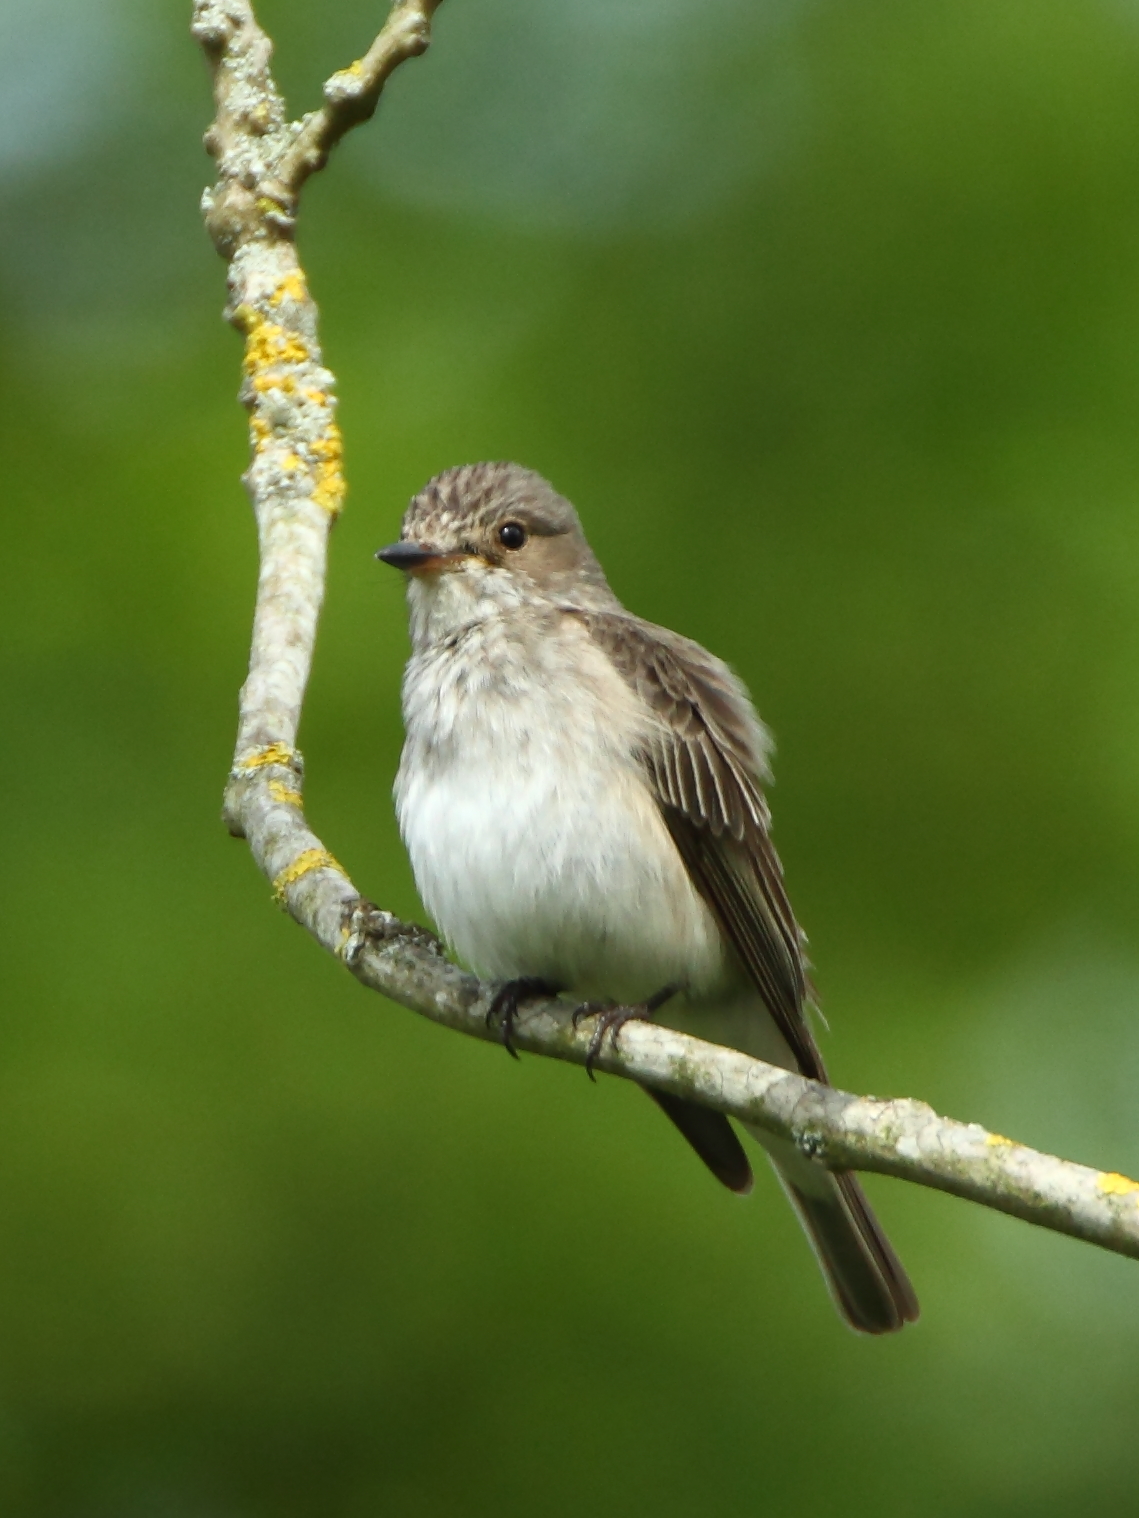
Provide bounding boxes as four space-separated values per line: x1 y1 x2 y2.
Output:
242 319 309 376
249 415 271 448
308 423 346 516
273 847 347 903
252 372 296 395
1097 1172 1139 1198
237 742 296 771
312 468 346 515
268 779 303 807
303 387 329 407
281 452 302 472
985 1133 1015 1147
270 270 308 306
329 60 365 87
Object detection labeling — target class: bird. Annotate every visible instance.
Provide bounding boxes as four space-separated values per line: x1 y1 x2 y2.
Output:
376 461 918 1334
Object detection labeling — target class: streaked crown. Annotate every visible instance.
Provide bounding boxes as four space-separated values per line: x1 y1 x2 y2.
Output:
397 461 614 601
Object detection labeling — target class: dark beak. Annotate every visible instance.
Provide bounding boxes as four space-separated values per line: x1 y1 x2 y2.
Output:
375 541 449 572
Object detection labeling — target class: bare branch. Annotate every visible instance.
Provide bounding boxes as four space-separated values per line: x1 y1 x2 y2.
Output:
279 0 445 193
195 1 1139 1272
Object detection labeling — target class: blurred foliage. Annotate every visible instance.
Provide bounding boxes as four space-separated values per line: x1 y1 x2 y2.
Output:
3 0 1139 1512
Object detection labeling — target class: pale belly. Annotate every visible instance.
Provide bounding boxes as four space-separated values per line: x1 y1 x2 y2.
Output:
395 722 729 1004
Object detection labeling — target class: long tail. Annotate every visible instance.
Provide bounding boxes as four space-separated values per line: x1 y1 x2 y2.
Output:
643 1089 918 1333
755 1131 918 1334
646 998 919 1333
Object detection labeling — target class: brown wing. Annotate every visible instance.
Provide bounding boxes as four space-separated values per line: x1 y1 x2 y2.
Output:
575 612 919 1330
574 609 825 1083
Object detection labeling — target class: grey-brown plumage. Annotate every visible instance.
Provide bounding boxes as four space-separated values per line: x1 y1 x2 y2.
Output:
380 461 919 1334
575 608 917 1333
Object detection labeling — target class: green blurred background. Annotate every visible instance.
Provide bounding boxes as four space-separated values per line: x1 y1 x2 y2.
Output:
4 0 1139 1511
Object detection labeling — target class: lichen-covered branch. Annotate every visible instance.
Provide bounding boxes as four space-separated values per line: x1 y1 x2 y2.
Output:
194 0 1139 1269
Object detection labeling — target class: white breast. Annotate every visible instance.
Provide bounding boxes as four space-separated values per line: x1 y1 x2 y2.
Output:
394 610 728 1002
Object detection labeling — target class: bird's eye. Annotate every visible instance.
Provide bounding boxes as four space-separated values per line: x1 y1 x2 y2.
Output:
498 522 527 550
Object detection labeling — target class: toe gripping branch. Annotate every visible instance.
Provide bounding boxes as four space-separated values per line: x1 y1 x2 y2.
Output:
485 978 561 1059
487 980 678 1077
572 986 678 1081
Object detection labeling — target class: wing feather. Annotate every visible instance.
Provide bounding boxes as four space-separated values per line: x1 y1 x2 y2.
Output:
573 609 824 1082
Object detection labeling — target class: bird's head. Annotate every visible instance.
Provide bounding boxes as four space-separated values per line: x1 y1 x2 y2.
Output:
376 462 613 640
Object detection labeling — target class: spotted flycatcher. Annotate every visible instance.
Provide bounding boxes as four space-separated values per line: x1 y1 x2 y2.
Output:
377 462 918 1334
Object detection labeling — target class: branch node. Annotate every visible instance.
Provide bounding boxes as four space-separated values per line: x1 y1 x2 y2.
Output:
191 18 229 53
341 900 443 966
795 1129 828 1163
323 64 368 107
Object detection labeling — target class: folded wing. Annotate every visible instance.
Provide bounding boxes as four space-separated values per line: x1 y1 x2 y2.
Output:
573 608 918 1333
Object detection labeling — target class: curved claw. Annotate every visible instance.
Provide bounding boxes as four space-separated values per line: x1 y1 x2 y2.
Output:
571 1000 617 1080
486 977 559 1059
584 1007 640 1080
571 999 614 1032
576 986 680 1082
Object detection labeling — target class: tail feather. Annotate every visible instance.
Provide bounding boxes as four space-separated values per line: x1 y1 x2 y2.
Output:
770 1159 919 1334
642 1087 754 1195
646 991 918 1330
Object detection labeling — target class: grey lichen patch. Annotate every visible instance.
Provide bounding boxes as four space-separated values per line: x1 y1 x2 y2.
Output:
666 1051 710 1102
794 1129 828 1163
343 899 443 963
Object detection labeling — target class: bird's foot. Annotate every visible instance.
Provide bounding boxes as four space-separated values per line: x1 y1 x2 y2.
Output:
485 977 560 1060
572 985 679 1081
